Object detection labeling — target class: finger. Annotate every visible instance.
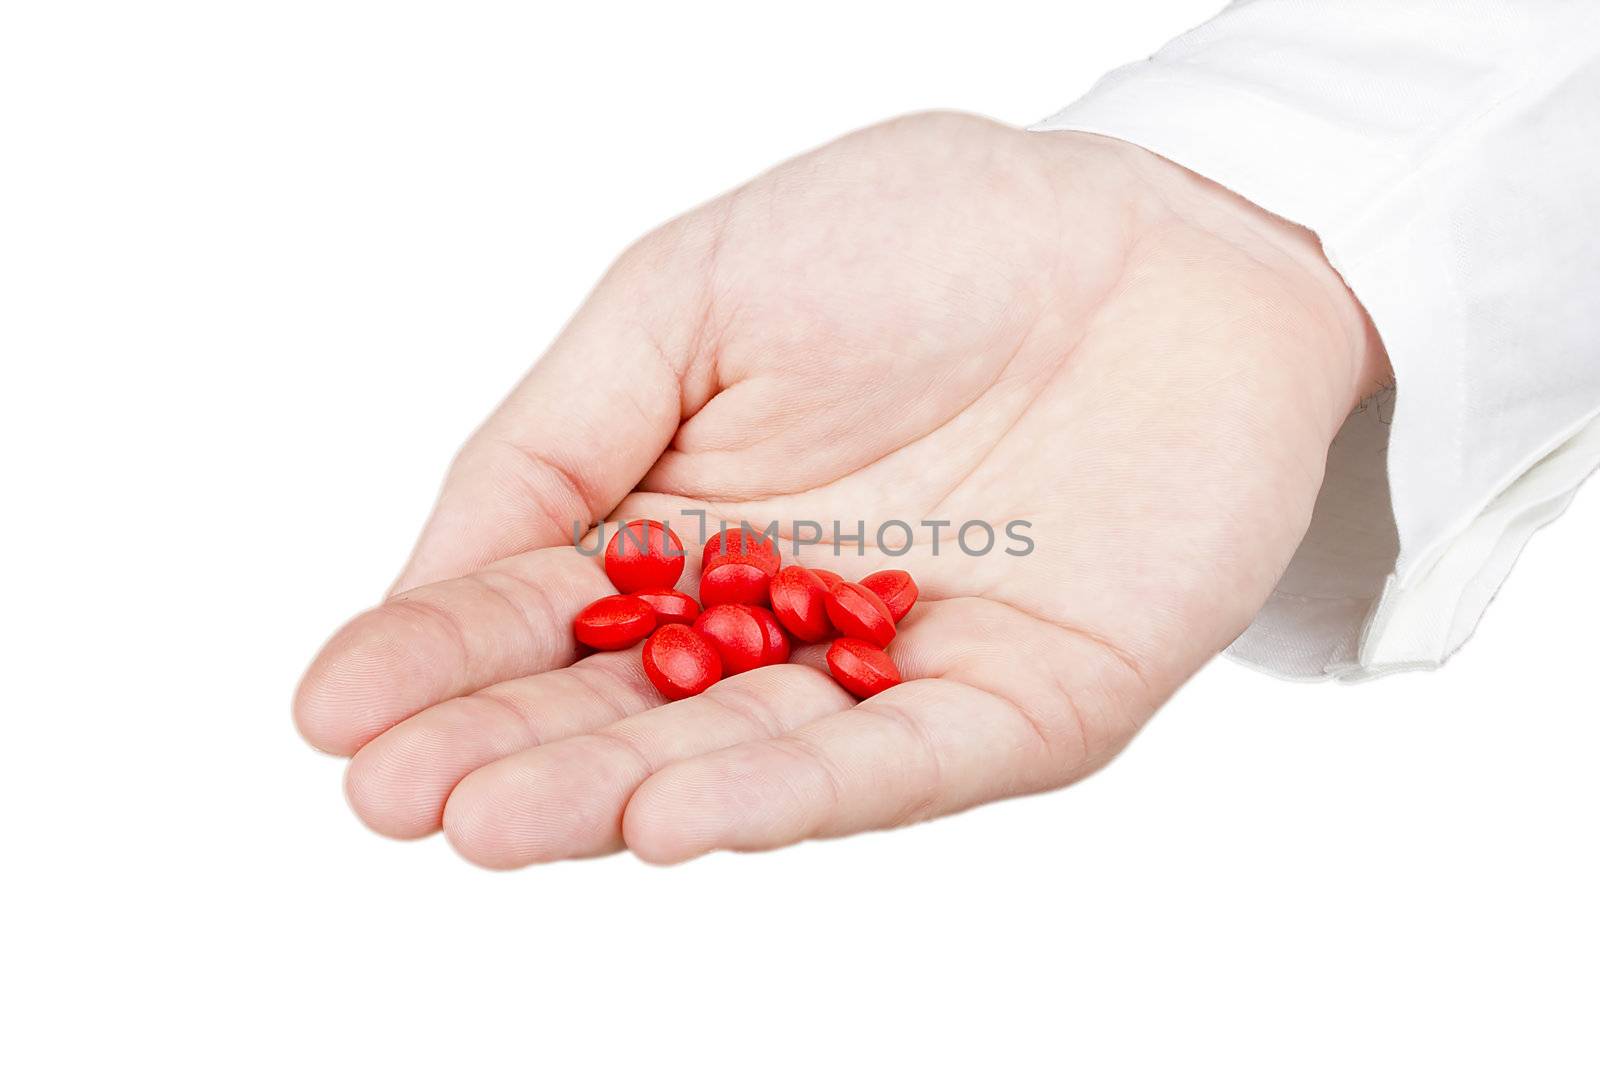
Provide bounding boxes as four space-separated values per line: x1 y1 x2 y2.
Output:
619 679 1044 863
621 599 1151 864
294 545 612 756
393 224 719 592
344 650 661 839
442 664 852 869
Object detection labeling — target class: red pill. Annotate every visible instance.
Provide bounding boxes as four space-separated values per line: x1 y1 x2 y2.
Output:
700 560 770 607
702 526 781 577
826 638 901 699
768 565 833 642
604 519 685 594
642 623 722 700
634 588 700 628
810 568 846 594
746 605 792 666
860 569 918 623
824 581 896 648
573 594 656 651
692 604 769 675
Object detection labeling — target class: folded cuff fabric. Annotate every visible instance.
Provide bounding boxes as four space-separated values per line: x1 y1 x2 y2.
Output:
1032 0 1600 680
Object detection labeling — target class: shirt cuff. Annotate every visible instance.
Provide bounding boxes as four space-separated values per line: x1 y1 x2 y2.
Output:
1031 3 1600 679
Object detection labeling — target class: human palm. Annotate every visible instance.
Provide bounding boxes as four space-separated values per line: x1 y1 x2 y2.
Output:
296 113 1383 866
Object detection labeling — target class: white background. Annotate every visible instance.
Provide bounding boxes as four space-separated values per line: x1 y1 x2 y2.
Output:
4 2 1596 1063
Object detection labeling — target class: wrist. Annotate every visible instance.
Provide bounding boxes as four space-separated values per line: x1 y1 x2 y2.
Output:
1048 133 1391 425
1129 136 1391 412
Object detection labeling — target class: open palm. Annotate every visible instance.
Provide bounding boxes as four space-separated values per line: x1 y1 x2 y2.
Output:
295 114 1382 866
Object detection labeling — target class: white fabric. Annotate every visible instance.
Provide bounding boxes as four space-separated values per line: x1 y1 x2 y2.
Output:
1032 0 1600 680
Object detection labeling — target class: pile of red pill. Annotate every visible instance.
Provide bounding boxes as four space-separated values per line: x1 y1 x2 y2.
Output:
571 519 918 702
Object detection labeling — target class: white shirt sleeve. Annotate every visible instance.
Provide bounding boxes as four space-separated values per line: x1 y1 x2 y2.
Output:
1033 0 1600 680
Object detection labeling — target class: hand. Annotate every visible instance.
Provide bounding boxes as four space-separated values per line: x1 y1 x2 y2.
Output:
295 113 1386 867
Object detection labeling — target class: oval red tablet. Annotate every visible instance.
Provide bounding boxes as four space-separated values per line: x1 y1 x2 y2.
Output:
701 526 781 577
824 581 896 648
768 565 832 642
700 560 770 607
826 638 901 699
642 623 722 700
692 604 769 675
810 568 845 595
860 569 918 623
746 605 792 666
633 588 701 628
573 594 656 651
604 519 685 593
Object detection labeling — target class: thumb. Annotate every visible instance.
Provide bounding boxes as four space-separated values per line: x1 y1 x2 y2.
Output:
391 226 712 593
